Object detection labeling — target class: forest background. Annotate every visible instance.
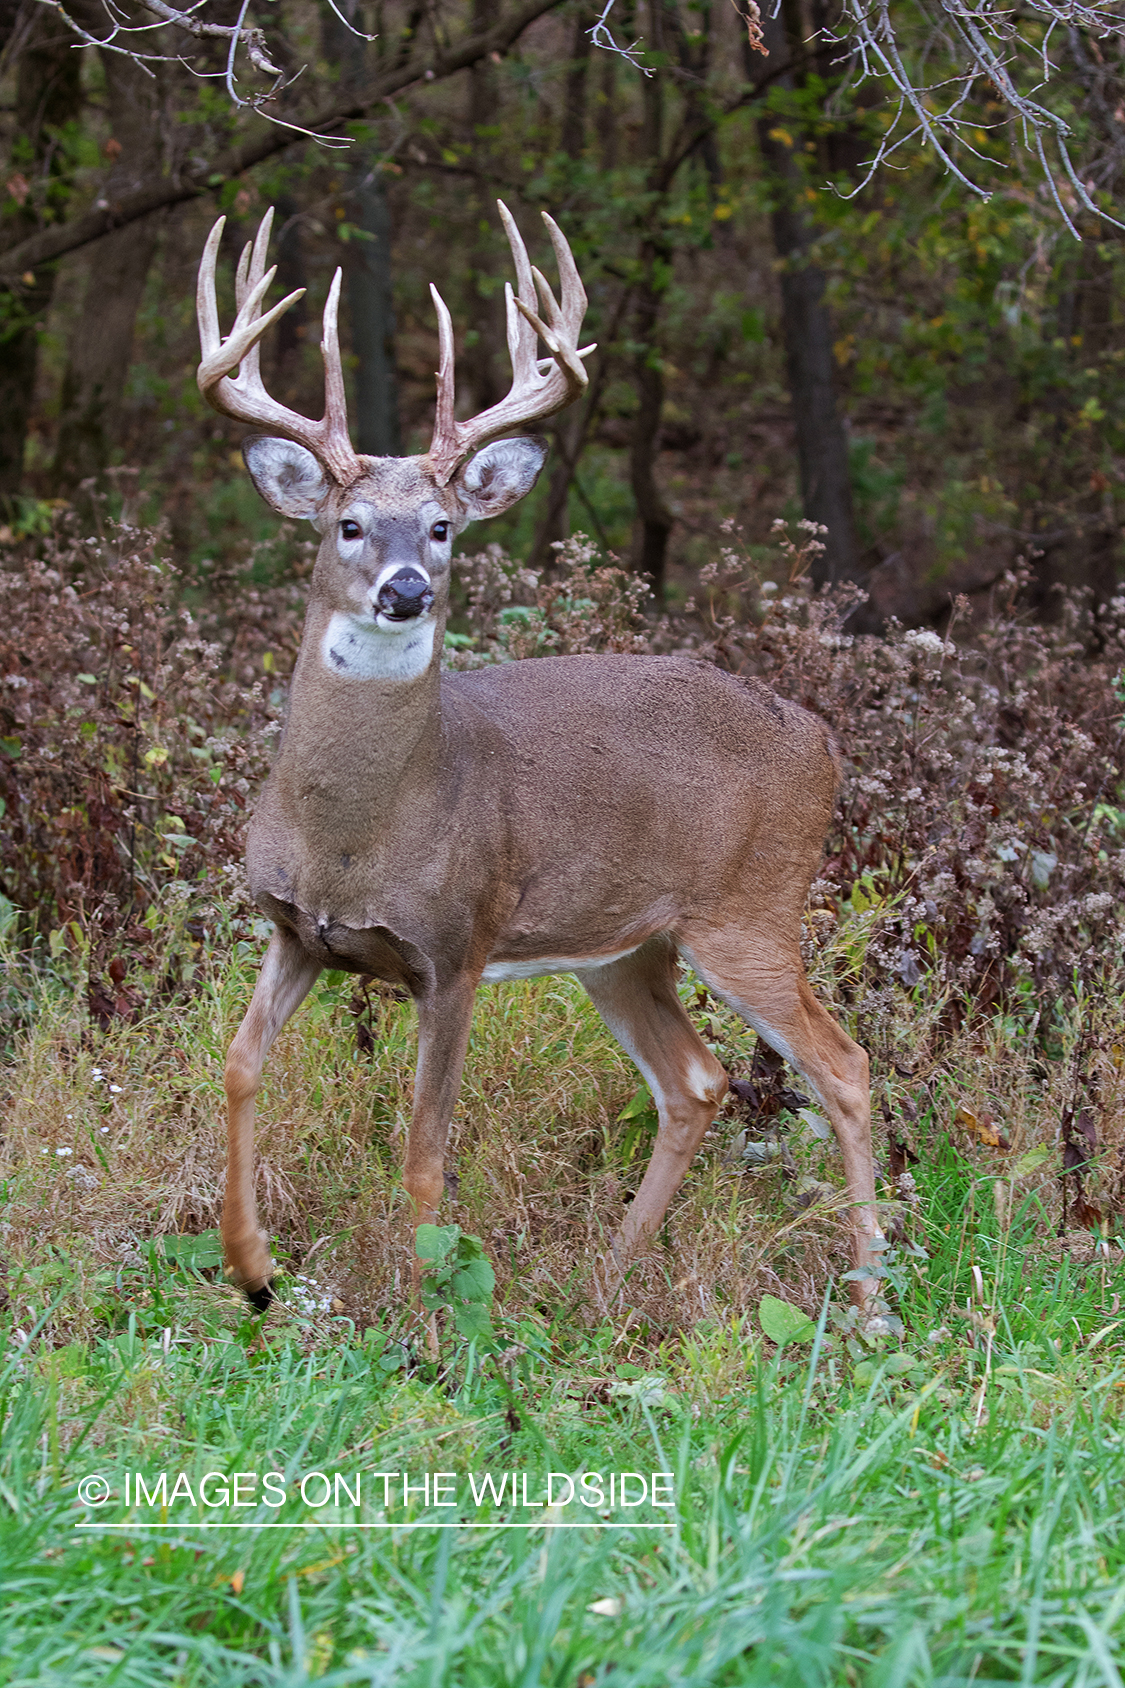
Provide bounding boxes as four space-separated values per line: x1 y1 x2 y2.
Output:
5 0 1125 624
6 7 1125 1678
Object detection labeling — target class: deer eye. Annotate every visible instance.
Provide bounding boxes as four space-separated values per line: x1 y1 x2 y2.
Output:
340 519 362 541
430 521 450 544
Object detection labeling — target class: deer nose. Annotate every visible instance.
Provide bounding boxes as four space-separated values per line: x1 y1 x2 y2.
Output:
376 568 434 622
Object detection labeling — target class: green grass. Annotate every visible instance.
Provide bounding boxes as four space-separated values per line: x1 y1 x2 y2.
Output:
3 899 1125 1682
4 1255 1125 1685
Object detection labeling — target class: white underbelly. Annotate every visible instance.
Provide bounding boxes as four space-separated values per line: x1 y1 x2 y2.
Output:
480 945 640 982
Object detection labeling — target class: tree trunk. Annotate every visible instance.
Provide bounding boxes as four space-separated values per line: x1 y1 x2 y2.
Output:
630 245 674 595
628 2 674 598
596 28 618 169
323 0 402 455
270 194 310 405
49 222 161 494
464 0 505 413
560 5 593 158
50 4 166 497
0 1 82 506
530 6 594 570
347 164 401 456
754 2 862 588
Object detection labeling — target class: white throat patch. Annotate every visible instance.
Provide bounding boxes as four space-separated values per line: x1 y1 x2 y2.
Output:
321 612 435 682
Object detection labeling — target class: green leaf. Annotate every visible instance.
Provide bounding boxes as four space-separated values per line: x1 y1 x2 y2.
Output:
415 1223 457 1263
452 1302 494 1342
1014 1144 1052 1176
884 1351 919 1376
1030 850 1057 890
161 1230 223 1269
618 1084 655 1122
798 1108 831 1140
452 1258 495 1301
758 1295 817 1344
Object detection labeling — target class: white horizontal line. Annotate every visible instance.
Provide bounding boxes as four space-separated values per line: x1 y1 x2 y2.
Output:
75 1520 675 1531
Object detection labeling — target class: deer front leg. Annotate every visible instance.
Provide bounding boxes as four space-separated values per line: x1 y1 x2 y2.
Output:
402 978 478 1347
223 926 321 1306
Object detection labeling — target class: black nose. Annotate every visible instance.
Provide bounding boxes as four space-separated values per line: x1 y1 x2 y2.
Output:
376 569 434 622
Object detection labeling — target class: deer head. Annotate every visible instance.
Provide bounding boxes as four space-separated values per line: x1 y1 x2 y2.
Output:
196 203 594 676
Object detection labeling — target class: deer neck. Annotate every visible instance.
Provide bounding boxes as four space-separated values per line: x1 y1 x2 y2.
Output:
270 598 445 846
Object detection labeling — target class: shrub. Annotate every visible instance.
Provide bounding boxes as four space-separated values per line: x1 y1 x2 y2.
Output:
0 515 302 1029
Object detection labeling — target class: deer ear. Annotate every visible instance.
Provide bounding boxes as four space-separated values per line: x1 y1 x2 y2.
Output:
244 436 331 522
453 437 548 521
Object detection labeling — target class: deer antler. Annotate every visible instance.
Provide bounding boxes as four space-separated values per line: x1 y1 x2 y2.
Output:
196 207 363 488
427 201 595 488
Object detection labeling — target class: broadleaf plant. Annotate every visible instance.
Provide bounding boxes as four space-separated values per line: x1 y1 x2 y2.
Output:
415 1224 497 1348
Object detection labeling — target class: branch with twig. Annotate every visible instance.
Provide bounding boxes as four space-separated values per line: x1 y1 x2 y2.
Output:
1 0 563 283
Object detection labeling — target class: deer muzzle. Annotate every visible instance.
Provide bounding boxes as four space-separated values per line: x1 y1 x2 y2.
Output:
375 568 434 623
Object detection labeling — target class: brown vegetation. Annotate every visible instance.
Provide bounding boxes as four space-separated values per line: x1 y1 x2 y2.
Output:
1 514 1123 1341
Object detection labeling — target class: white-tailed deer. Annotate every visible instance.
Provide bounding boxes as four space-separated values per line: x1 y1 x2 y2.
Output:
197 203 883 1322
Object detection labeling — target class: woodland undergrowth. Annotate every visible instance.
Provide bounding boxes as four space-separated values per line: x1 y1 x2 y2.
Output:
2 513 1125 1339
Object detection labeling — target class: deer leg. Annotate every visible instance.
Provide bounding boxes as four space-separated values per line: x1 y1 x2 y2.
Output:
680 925 882 1316
576 936 729 1304
402 979 478 1349
223 926 321 1306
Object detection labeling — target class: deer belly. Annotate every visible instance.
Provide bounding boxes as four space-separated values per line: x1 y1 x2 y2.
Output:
480 945 641 982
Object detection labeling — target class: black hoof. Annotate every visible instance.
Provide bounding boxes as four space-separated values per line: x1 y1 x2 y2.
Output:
246 1281 275 1313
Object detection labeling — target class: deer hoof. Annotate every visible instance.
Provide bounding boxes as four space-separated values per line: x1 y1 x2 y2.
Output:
246 1281 275 1314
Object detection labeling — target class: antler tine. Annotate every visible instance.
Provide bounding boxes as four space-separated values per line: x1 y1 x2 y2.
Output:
239 209 279 386
235 242 252 312
430 282 457 464
541 210 587 338
496 201 539 385
530 266 562 335
234 206 274 313
196 217 226 366
196 209 364 488
426 202 595 487
321 269 350 457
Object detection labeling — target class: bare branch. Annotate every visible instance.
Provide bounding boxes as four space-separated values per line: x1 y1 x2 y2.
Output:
0 0 564 283
588 0 653 74
592 0 1125 225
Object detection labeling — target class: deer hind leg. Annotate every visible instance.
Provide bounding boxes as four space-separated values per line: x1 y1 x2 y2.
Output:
223 926 321 1306
679 924 882 1314
576 936 729 1303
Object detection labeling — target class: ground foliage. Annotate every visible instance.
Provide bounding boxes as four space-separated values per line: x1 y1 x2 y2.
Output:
1 512 1125 1277
3 513 1125 1672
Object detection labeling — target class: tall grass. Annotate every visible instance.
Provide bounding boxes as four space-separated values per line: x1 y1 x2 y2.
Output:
3 892 1125 1683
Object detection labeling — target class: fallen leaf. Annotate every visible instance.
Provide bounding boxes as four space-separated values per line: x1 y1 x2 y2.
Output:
758 1295 816 1344
956 1106 1010 1151
7 173 29 206
1070 1193 1103 1230
1072 1109 1098 1160
886 1127 920 1178
230 1568 245 1594
588 1596 623 1617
